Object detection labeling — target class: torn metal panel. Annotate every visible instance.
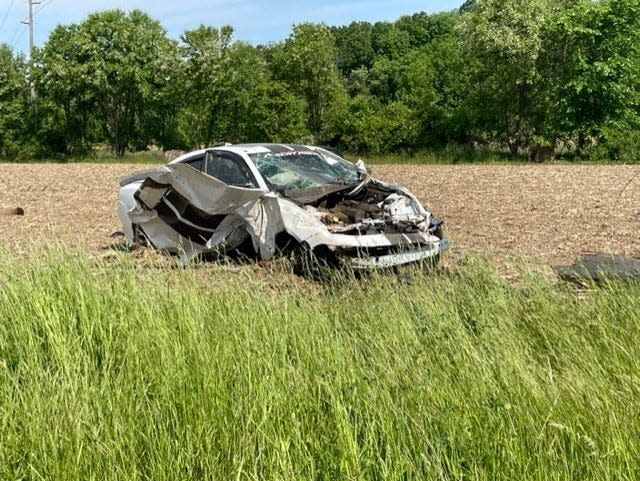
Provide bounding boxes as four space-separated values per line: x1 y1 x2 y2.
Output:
137 164 265 213
127 164 269 257
240 193 283 259
556 254 640 282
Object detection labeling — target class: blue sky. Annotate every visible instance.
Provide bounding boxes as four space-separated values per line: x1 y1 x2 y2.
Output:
0 0 462 54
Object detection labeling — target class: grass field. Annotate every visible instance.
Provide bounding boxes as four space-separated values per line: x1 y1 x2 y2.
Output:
1 248 639 479
1 161 638 478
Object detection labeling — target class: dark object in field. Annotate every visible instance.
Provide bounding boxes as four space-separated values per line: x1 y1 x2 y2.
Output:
555 254 640 282
529 145 555 163
0 207 24 216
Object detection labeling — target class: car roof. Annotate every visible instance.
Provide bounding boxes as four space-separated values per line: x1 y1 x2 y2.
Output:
169 144 323 165
233 143 316 153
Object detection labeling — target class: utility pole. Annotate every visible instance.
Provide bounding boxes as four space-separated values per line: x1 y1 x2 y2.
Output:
22 0 40 113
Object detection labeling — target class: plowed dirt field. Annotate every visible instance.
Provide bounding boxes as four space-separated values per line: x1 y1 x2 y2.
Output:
1 163 638 266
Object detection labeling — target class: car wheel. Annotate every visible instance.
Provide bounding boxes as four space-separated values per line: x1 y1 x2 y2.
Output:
290 243 339 279
132 223 148 246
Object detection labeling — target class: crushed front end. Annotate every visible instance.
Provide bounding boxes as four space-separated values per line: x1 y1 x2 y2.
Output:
282 178 449 270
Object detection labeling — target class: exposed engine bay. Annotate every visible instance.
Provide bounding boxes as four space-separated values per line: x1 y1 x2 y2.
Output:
288 182 439 236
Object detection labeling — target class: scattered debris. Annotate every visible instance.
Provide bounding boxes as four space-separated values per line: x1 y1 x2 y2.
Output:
0 207 24 216
555 253 640 283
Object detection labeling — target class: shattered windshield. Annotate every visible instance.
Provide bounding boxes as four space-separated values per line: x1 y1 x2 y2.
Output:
248 151 360 193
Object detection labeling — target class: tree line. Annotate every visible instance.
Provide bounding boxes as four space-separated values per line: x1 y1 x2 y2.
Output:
0 0 638 160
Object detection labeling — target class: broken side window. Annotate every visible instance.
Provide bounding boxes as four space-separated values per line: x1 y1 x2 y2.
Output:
185 156 204 171
205 152 258 188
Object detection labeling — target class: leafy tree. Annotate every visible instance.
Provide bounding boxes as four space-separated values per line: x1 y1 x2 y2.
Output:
330 10 468 152
333 95 419 154
0 45 28 158
394 49 438 142
38 10 178 156
423 36 474 145
367 57 403 103
35 24 96 153
175 25 233 147
396 11 457 48
544 0 640 151
177 27 309 147
461 0 557 155
331 21 375 75
459 0 478 13
3 3 639 159
345 66 371 97
272 23 347 140
371 22 411 59
251 82 310 143
209 42 303 143
84 10 178 155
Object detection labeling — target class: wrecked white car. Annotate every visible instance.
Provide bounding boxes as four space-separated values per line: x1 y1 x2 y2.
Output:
117 144 449 271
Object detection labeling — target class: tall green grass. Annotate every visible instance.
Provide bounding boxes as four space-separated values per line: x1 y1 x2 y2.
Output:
0 249 638 480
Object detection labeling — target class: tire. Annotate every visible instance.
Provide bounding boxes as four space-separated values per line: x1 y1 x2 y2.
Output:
290 243 339 279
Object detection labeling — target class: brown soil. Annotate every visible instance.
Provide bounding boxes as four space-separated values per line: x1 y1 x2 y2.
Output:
1 163 638 267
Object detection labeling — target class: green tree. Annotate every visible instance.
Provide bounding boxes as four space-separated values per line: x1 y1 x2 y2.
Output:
460 0 554 155
331 21 375 75
0 45 28 158
395 46 450 148
38 10 178 156
333 95 419 154
396 11 457 48
422 36 473 145
371 22 410 59
544 0 640 153
251 82 310 143
35 24 96 153
175 25 233 147
272 23 347 139
177 26 309 146
211 42 306 143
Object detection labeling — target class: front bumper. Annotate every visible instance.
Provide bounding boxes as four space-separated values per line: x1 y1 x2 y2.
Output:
346 238 450 269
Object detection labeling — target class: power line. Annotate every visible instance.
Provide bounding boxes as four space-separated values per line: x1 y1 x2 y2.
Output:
34 0 53 15
7 21 24 48
12 23 27 47
0 0 17 35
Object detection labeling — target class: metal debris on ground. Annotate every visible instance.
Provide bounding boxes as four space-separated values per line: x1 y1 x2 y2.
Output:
0 207 24 216
555 253 640 283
